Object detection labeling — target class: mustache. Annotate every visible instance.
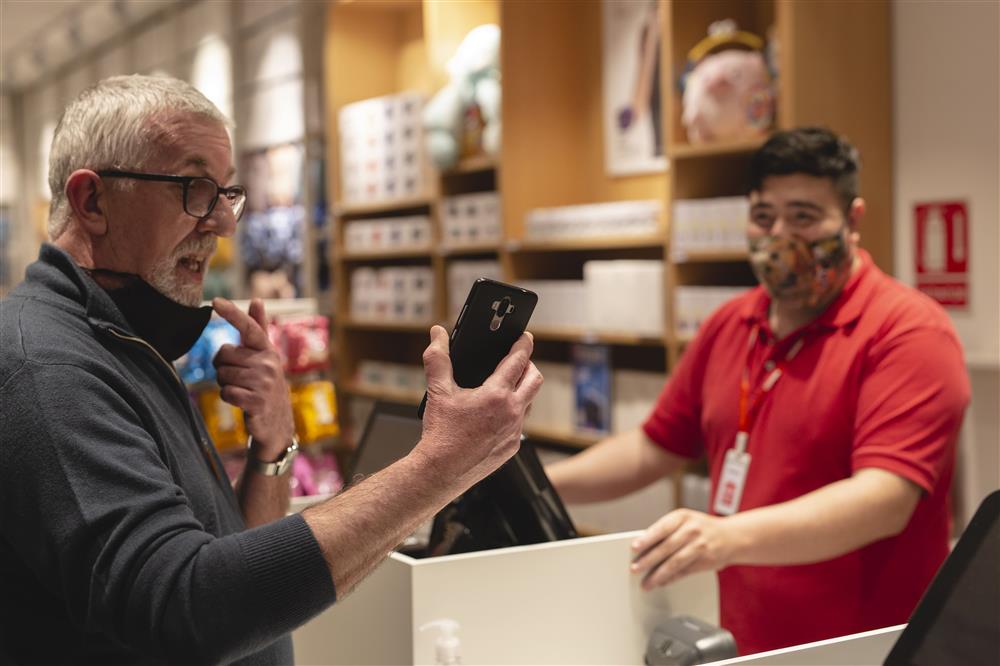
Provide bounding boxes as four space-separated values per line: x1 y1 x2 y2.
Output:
171 237 217 260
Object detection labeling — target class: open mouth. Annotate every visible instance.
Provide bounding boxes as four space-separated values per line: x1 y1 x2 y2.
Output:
177 255 207 277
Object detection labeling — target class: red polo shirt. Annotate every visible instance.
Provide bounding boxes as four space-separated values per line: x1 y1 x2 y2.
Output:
642 250 970 655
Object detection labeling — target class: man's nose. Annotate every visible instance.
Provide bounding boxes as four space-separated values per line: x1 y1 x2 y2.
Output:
197 198 238 237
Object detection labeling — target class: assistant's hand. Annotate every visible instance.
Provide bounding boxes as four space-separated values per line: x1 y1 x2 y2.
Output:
415 325 544 488
630 508 739 590
212 298 295 459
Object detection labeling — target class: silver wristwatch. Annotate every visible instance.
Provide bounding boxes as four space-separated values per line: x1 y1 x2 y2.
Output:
246 435 300 476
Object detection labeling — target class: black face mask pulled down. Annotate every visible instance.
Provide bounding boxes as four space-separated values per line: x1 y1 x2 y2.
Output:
86 269 213 362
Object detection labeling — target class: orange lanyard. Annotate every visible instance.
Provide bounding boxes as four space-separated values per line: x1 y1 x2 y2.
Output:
735 324 805 453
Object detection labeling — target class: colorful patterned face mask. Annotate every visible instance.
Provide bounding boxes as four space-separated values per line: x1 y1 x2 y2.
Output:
748 227 853 308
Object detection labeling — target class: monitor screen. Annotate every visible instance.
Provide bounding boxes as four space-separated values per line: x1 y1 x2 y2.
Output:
348 401 577 557
424 438 577 557
884 490 1000 666
348 401 424 480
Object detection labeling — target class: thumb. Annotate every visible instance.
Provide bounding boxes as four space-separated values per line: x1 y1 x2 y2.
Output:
422 325 456 392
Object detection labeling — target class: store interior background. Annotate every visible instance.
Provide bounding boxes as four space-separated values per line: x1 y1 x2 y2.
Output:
1 0 997 532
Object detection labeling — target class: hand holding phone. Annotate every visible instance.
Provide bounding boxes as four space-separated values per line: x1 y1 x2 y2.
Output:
418 278 538 418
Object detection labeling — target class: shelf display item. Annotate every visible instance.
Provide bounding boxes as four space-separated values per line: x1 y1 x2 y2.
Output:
422 24 501 170
440 192 501 247
679 20 775 145
446 260 503 321
673 286 749 339
343 215 432 253
197 388 247 453
291 380 340 445
273 315 331 375
583 260 664 336
339 92 427 204
350 266 434 323
517 280 589 330
671 197 750 259
524 200 660 241
572 343 612 435
177 318 241 385
291 449 344 498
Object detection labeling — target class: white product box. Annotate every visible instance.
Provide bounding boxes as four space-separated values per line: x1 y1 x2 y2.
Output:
611 368 666 433
525 200 661 241
446 260 503 321
583 260 664 336
671 196 749 259
524 361 574 432
517 280 589 330
441 192 502 247
673 286 749 338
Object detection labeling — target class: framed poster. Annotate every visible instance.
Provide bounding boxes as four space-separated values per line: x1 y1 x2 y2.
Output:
602 0 668 176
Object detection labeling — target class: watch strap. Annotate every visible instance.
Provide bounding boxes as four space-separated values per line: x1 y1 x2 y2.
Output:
246 435 299 476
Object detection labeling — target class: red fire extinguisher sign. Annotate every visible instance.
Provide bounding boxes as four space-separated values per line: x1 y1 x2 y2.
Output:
914 201 969 308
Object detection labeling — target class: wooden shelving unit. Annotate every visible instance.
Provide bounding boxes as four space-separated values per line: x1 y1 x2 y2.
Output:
324 0 892 452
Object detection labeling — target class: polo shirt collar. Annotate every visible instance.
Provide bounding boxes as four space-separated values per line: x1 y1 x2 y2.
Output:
739 248 876 333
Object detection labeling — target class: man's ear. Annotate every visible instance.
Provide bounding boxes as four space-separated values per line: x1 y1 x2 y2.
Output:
65 170 109 236
847 197 865 244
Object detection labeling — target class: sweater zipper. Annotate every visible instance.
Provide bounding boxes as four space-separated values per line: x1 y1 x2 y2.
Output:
104 327 224 483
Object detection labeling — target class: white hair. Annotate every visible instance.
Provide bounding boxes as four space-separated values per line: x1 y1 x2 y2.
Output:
47 74 232 239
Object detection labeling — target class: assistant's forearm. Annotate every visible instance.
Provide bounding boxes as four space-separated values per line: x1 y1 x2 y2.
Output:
302 447 462 596
725 469 921 566
548 428 683 504
237 469 291 527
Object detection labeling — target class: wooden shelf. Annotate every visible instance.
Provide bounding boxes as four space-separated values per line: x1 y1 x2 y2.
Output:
444 155 497 175
670 248 748 263
668 138 767 160
524 424 603 450
507 235 665 253
341 318 436 333
339 247 434 261
335 196 434 218
530 327 665 347
341 382 423 406
438 242 502 256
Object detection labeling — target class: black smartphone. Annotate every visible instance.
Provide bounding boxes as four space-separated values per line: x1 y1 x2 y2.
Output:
417 278 538 418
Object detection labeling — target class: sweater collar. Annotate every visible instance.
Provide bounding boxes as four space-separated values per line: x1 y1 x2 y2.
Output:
33 244 212 361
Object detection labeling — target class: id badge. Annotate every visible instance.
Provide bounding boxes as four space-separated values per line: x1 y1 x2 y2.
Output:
713 448 751 515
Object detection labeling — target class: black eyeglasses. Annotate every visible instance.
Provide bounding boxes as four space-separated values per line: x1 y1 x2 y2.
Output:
97 170 247 222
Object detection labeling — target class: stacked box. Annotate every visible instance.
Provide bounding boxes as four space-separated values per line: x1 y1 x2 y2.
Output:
447 260 503 322
611 369 667 433
339 92 427 204
673 286 749 339
583 260 664 336
524 361 574 432
516 280 589 330
356 360 426 395
350 266 434 323
671 196 749 259
441 192 502 247
525 200 661 241
344 216 432 253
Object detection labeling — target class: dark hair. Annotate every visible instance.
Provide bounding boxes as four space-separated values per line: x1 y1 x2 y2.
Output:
748 127 861 212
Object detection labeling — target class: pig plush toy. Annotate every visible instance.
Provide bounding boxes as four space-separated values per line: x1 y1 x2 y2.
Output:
680 23 775 145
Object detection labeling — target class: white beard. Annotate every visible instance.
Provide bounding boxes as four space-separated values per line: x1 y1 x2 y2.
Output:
144 237 217 307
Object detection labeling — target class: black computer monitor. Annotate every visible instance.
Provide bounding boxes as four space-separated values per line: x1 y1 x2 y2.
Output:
884 490 1000 666
347 400 424 480
424 437 578 557
348 400 577 557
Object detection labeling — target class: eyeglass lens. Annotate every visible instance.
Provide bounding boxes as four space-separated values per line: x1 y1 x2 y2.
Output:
186 178 247 221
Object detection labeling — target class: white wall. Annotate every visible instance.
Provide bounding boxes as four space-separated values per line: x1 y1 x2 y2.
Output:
893 0 1000 523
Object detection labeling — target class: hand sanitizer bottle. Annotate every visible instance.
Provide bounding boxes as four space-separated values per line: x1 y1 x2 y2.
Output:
419 619 461 665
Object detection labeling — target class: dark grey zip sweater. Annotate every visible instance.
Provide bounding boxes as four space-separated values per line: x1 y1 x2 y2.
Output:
1 245 336 665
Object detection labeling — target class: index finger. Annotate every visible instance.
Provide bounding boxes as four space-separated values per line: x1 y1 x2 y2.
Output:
483 331 534 391
212 298 271 350
631 510 685 555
